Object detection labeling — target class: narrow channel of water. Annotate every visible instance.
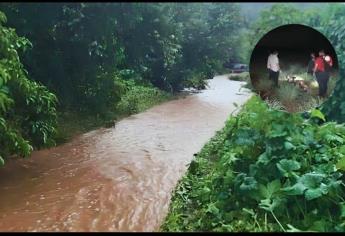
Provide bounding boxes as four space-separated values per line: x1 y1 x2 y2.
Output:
0 75 251 231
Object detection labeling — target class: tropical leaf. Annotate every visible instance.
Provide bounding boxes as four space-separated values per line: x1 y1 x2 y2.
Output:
276 159 301 177
310 109 326 122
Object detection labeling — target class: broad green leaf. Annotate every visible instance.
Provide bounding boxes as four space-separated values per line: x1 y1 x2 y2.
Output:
258 179 281 199
336 157 345 171
284 141 296 150
299 173 325 189
304 188 323 201
310 108 326 122
257 152 270 165
268 124 288 138
276 159 301 177
282 182 306 196
240 177 258 192
283 173 328 200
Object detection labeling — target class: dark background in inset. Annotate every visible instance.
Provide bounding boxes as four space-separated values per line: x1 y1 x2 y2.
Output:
249 24 338 84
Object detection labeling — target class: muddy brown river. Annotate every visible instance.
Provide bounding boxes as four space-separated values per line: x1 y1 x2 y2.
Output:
0 75 251 232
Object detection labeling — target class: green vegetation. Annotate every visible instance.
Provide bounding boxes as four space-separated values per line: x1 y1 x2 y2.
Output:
276 83 299 112
250 64 339 113
2 2 345 232
241 2 345 115
162 96 345 232
116 80 172 116
228 72 250 82
163 4 345 231
0 3 245 164
0 12 57 165
239 2 345 121
228 72 253 91
54 83 171 143
182 70 209 90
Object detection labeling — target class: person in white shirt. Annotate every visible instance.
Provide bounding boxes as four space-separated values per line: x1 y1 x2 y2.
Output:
267 50 280 87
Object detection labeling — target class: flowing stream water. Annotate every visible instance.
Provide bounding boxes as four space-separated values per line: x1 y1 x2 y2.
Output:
0 75 251 232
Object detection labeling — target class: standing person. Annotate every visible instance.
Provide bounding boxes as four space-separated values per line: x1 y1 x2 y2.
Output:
313 50 332 98
267 50 280 87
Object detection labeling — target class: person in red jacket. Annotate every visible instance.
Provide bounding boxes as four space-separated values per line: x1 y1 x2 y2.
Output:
313 50 333 98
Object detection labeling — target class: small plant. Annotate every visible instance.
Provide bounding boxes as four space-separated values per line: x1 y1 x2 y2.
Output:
276 83 299 112
265 98 284 111
229 72 250 82
183 70 209 90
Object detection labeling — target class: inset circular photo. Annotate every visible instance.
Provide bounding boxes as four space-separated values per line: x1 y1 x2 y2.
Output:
249 24 339 113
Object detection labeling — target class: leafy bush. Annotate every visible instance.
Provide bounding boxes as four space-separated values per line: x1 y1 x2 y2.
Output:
0 11 57 165
162 96 345 232
77 70 126 116
116 79 171 115
182 70 208 90
228 72 250 82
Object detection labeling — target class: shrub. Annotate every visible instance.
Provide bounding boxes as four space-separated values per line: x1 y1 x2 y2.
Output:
182 70 209 90
228 72 250 82
163 96 345 232
116 80 170 115
0 11 57 165
78 70 127 116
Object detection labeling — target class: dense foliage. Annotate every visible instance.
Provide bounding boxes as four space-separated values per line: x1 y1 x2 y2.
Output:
116 79 171 115
0 12 57 165
241 3 345 123
0 3 244 113
0 3 245 164
162 96 345 232
163 3 345 232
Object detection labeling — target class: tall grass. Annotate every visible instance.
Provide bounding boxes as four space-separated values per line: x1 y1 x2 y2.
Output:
277 82 299 112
